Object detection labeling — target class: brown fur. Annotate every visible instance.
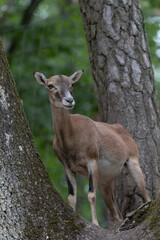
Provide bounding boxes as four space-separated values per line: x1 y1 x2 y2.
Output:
34 71 150 226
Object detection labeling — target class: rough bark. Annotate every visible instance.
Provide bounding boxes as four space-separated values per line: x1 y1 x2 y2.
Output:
79 0 160 219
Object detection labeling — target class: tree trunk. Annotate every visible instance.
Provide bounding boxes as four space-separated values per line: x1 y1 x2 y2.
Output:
79 0 160 218
0 40 107 240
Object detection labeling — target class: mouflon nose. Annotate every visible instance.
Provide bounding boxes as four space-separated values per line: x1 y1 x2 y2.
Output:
65 96 74 104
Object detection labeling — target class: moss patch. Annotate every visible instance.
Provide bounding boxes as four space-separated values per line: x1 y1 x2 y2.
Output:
119 198 160 240
120 202 152 231
148 197 160 239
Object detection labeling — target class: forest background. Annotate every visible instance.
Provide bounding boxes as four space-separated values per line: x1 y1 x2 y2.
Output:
0 0 160 227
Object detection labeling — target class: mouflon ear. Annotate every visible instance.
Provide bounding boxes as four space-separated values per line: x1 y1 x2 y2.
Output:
34 72 47 85
69 70 84 83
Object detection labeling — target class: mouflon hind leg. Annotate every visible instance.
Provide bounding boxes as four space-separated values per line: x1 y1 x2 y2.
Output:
99 180 123 222
126 157 150 202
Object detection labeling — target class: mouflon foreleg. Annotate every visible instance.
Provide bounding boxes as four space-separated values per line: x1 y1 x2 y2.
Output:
65 168 77 210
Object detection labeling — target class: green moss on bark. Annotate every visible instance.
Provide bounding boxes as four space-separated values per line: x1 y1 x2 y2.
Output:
149 197 160 239
130 198 160 239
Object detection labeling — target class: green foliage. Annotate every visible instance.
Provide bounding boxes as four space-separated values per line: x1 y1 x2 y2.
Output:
140 0 160 101
0 0 160 227
156 81 160 103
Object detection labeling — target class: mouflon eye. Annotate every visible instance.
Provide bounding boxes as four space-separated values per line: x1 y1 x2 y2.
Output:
48 84 55 89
